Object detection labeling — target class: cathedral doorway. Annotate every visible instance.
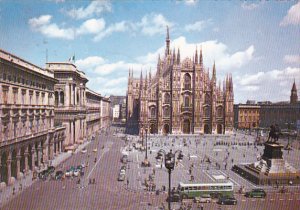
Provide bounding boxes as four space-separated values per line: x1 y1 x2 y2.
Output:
182 119 190 134
217 124 222 134
150 124 156 134
204 124 210 134
163 124 170 134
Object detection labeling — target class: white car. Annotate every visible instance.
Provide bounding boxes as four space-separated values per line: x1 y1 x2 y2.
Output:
119 169 126 175
194 194 212 203
81 148 87 154
65 170 73 177
73 170 80 177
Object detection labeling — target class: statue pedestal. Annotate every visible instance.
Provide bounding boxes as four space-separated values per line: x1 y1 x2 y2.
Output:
232 142 300 185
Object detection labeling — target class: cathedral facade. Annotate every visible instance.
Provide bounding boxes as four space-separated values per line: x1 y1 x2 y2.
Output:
126 28 234 135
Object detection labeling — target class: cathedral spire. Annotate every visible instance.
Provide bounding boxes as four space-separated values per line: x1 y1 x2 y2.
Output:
165 26 170 56
139 69 143 91
195 46 198 64
199 46 203 66
177 48 180 64
145 70 148 90
173 48 176 64
212 61 216 80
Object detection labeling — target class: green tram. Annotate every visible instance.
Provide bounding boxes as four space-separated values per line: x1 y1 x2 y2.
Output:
177 182 234 199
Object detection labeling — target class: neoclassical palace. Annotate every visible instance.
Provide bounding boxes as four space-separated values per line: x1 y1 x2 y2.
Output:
0 49 111 187
0 49 65 186
126 28 234 135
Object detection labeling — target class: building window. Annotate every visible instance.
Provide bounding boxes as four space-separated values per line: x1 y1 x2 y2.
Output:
184 73 191 90
164 93 170 104
204 107 210 118
217 107 223 118
184 95 190 107
163 107 170 118
150 107 156 118
13 87 18 104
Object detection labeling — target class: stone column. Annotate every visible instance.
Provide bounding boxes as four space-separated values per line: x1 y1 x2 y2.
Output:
0 155 2 183
69 84 72 106
16 149 21 180
49 135 54 160
7 151 12 185
42 141 48 165
74 85 78 106
37 144 42 167
24 147 29 174
31 146 35 171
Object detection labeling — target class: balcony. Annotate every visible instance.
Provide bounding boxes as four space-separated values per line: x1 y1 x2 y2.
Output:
181 106 192 113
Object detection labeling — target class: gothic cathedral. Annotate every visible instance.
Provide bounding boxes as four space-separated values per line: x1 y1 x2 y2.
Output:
126 27 234 135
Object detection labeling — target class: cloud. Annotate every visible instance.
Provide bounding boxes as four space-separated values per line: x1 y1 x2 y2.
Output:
284 54 300 64
29 15 106 39
137 36 255 71
76 18 105 35
65 0 111 20
241 2 259 10
75 56 106 70
184 0 197 6
92 13 173 41
93 21 129 41
137 13 174 36
185 19 212 32
234 67 300 103
28 15 52 27
280 1 300 26
28 15 74 40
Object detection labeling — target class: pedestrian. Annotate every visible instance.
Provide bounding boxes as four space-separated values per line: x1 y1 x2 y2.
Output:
19 183 23 191
12 187 15 195
93 178 96 184
127 179 129 188
89 178 92 185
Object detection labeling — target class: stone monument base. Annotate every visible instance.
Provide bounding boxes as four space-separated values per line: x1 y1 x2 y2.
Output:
232 142 300 185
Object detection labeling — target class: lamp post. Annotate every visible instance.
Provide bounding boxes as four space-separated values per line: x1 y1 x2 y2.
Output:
285 122 294 150
159 149 181 210
145 127 148 160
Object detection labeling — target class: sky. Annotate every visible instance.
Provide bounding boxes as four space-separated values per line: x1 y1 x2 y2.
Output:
0 0 299 103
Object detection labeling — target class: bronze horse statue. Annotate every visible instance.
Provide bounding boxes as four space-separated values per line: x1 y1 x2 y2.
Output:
267 124 281 143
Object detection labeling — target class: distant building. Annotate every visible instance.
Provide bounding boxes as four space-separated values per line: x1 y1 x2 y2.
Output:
234 104 260 129
234 81 300 130
260 81 299 130
113 104 120 121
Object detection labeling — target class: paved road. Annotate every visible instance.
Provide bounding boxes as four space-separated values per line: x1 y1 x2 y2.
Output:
2 128 300 210
2 128 165 210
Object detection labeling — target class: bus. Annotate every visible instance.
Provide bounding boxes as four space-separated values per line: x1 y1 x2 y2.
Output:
177 182 234 199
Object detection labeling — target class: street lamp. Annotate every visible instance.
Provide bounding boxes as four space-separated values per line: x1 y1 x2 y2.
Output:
159 149 181 210
145 127 148 160
285 122 294 150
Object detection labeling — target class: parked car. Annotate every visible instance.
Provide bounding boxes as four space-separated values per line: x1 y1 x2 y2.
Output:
81 148 87 154
217 197 237 205
166 193 181 202
38 170 49 180
119 169 126 175
73 169 80 177
118 173 126 181
121 165 127 171
245 189 266 198
121 155 128 163
47 166 55 174
194 194 212 203
93 148 98 153
65 166 75 177
55 171 64 180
